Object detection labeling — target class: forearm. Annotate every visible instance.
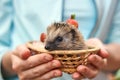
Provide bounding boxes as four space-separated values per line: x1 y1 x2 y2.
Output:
103 43 120 72
1 51 16 78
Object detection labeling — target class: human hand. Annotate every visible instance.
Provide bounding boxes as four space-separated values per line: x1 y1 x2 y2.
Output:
11 44 62 80
72 38 109 80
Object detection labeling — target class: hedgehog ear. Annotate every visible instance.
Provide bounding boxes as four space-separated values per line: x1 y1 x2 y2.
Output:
70 29 76 39
70 29 75 34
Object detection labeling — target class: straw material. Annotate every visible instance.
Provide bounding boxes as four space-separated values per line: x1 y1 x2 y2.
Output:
26 41 100 74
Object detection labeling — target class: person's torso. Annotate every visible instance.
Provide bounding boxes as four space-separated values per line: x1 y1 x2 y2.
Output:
10 0 96 79
11 0 96 49
5 0 120 80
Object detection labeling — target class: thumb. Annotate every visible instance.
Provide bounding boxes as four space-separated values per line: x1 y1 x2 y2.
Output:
13 44 32 60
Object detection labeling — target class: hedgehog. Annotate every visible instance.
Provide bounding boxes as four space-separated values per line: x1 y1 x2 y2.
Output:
44 22 87 51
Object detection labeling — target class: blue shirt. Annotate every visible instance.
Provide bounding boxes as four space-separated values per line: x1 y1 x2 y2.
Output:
0 0 120 80
63 0 96 40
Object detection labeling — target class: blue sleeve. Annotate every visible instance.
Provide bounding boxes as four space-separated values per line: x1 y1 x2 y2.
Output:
0 0 13 79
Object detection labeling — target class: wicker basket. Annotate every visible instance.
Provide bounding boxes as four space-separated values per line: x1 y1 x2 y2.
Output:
26 41 100 74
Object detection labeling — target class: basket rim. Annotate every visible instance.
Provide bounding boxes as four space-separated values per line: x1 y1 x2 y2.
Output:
26 41 100 54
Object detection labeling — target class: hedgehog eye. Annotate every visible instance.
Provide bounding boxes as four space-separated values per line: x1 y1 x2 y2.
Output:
56 36 63 42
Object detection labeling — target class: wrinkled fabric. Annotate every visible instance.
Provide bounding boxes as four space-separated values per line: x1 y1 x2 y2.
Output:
0 0 120 80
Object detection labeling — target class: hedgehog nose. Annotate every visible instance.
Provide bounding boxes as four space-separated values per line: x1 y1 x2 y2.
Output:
45 45 50 50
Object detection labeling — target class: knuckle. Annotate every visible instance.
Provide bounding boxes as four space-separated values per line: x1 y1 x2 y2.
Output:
45 62 52 69
89 74 97 79
47 60 58 69
19 76 25 80
18 73 23 80
40 76 51 80
89 71 98 79
40 71 55 80
12 64 20 72
26 60 34 68
12 61 23 72
19 72 31 80
92 55 100 65
37 54 46 62
47 73 55 79
41 61 55 72
98 62 103 69
12 65 17 72
19 74 28 80
31 69 40 77
42 70 61 80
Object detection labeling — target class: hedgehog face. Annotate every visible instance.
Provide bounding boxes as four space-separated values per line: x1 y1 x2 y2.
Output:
44 22 76 50
45 22 86 51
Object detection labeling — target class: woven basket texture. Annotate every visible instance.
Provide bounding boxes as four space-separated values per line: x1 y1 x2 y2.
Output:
27 41 100 74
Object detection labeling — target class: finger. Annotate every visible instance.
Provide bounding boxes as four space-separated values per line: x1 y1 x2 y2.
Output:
85 38 101 47
99 48 109 58
19 60 61 79
88 54 107 69
72 72 84 80
85 38 109 58
13 45 31 59
12 53 53 72
77 65 98 79
11 54 24 72
35 69 62 80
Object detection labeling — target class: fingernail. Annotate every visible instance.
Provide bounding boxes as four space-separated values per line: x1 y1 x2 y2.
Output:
72 73 80 79
52 61 57 67
52 60 61 67
83 67 87 72
22 52 31 59
54 71 61 77
54 72 59 77
92 55 97 61
101 49 109 57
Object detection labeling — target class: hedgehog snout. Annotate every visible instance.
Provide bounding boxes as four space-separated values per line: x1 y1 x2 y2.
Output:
45 42 55 51
45 44 51 50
